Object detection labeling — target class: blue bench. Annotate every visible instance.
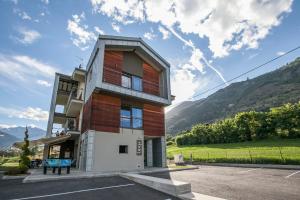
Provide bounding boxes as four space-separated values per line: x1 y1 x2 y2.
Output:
43 159 72 175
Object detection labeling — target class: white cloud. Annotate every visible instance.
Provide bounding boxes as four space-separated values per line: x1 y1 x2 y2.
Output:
36 80 51 87
158 26 170 40
91 0 293 58
0 106 48 121
14 27 41 45
19 11 31 20
94 26 105 35
67 12 97 50
40 12 45 16
276 51 285 56
143 28 156 40
41 0 49 4
0 53 57 88
111 22 121 33
90 0 292 102
0 124 17 129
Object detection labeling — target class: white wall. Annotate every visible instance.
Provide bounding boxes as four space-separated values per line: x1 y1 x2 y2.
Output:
87 129 144 172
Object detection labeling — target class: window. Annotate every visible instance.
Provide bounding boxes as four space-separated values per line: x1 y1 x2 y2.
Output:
120 105 131 128
119 145 128 154
121 73 143 92
132 108 143 128
122 74 131 88
132 76 142 91
120 106 143 129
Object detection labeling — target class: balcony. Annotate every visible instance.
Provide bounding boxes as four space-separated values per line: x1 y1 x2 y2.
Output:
65 88 84 117
64 118 80 135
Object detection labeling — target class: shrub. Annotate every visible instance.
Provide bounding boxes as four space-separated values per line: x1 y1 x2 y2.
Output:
4 165 28 175
175 101 300 146
167 141 175 146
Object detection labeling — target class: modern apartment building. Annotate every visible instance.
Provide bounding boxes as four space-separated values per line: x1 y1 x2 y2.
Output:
44 35 172 172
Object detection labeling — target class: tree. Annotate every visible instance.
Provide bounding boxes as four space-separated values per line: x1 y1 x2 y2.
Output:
20 126 30 169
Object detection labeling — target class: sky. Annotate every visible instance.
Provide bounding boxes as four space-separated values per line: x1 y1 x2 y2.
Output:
0 0 300 131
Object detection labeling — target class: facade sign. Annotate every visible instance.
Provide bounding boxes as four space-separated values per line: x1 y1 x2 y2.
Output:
136 140 142 156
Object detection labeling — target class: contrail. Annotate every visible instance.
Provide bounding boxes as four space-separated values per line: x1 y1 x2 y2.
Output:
167 26 228 86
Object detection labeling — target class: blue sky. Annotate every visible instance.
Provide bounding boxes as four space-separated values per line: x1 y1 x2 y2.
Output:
0 0 299 130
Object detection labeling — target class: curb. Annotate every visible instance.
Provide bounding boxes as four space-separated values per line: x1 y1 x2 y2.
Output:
141 166 199 175
23 173 118 183
196 163 300 170
2 174 28 180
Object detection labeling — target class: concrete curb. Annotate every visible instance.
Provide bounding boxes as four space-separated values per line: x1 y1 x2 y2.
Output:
121 173 226 200
2 174 28 180
197 163 300 170
120 173 191 196
141 166 199 174
23 173 118 183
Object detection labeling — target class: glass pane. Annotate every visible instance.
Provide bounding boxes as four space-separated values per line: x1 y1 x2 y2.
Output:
133 118 142 129
121 109 131 118
132 76 142 91
122 75 131 88
132 108 142 118
121 117 131 128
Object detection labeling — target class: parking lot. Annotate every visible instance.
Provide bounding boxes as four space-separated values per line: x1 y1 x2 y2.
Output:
0 175 179 200
147 165 300 200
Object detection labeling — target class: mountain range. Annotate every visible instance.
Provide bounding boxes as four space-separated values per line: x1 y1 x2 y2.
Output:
166 57 300 135
0 126 46 149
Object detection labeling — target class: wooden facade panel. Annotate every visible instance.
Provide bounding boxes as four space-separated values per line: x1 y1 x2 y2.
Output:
143 63 160 96
143 104 165 137
91 93 121 133
81 96 92 133
103 51 123 86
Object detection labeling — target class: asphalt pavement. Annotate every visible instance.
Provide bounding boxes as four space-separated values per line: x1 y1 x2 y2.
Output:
146 165 300 200
0 175 180 200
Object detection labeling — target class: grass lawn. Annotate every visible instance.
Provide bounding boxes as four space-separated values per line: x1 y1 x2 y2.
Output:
167 138 300 165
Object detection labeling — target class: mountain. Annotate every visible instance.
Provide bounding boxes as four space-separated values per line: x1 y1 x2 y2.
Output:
0 126 46 140
167 57 300 135
0 131 20 150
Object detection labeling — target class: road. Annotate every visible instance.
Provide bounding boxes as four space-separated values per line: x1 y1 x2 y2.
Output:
0 174 179 200
147 165 300 200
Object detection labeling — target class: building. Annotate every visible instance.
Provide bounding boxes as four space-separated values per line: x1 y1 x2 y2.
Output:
44 35 172 172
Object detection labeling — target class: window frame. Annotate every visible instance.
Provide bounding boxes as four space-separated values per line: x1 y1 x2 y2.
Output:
121 72 143 92
120 105 143 129
119 145 128 154
121 73 131 89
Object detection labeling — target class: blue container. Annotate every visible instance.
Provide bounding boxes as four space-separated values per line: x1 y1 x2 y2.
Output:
60 159 71 167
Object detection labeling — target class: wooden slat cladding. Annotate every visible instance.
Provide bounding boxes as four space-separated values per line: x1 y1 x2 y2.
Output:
81 93 121 133
91 93 121 133
81 96 92 133
144 104 165 136
103 51 123 85
143 63 160 96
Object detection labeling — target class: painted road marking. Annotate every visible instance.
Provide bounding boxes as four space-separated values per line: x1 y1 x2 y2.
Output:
11 183 135 200
285 171 300 178
238 168 260 173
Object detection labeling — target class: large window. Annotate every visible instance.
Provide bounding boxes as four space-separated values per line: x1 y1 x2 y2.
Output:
120 105 143 129
121 73 143 92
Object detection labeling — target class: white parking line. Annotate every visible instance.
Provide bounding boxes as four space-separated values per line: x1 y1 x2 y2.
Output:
285 171 300 178
10 183 135 200
238 168 260 173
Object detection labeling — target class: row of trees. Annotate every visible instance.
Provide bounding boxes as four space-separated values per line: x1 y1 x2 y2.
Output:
175 102 300 146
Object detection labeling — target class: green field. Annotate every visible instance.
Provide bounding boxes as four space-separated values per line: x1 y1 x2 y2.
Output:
167 138 300 165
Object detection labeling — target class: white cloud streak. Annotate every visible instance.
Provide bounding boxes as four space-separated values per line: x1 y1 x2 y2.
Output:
67 12 97 50
0 106 49 121
111 22 121 32
14 27 41 45
158 26 170 40
36 80 51 87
